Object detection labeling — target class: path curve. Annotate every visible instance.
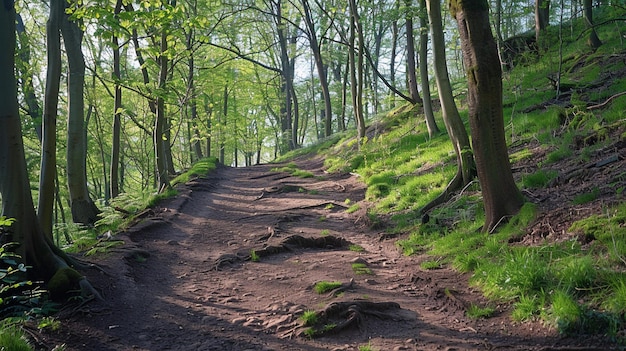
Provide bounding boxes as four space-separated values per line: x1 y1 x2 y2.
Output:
44 159 616 351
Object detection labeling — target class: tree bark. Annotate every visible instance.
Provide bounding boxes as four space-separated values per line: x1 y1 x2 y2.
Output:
534 0 550 47
421 0 475 215
405 0 423 105
37 0 63 240
110 0 123 199
583 0 602 49
419 0 440 138
155 30 171 192
60 3 100 225
449 0 524 232
348 0 366 140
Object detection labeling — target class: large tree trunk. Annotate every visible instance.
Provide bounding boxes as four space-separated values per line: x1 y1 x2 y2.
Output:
0 0 97 299
419 0 440 138
449 0 524 232
60 4 100 225
583 0 602 49
37 0 63 240
421 0 475 215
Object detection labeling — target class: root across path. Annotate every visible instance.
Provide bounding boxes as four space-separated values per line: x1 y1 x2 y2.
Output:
41 158 617 350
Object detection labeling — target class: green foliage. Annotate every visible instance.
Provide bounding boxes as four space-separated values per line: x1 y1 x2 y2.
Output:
0 325 32 351
348 244 364 252
271 163 315 178
313 281 342 294
0 243 46 318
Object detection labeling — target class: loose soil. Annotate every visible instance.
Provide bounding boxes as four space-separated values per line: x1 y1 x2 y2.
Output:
37 154 622 351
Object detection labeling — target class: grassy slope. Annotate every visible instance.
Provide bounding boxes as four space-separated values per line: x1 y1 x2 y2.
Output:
280 7 626 339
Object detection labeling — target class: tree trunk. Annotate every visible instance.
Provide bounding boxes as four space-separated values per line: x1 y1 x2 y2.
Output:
15 14 42 140
110 0 123 199
405 0 423 105
583 0 602 49
449 0 524 232
390 0 399 108
155 30 171 192
60 4 100 225
1 0 97 299
37 0 63 240
421 0 475 215
349 0 366 140
301 0 333 138
534 0 550 47
419 0 440 138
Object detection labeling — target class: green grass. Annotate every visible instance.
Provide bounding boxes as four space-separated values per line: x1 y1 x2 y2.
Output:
171 157 218 185
313 281 342 294
299 310 318 326
466 303 495 319
351 263 372 275
271 163 315 178
0 326 32 351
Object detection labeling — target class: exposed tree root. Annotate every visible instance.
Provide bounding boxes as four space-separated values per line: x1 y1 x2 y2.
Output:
213 235 352 270
419 170 474 216
252 235 351 260
294 301 409 338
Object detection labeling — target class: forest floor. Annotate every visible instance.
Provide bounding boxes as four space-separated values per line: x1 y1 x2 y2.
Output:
36 151 623 350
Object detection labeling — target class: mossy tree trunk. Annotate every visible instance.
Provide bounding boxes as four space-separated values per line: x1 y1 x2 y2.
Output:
1 1 94 297
449 0 524 232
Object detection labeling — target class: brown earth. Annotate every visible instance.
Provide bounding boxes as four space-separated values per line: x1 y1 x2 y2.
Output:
35 151 623 351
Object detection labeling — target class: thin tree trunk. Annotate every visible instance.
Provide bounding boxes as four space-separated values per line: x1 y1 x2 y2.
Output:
349 0 366 140
60 3 100 225
421 0 475 215
419 0 440 138
37 0 63 239
110 0 123 199
405 0 423 105
449 0 524 231
155 30 171 192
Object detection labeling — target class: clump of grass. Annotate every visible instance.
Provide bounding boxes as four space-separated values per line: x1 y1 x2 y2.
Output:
466 303 495 319
572 187 600 205
420 260 442 270
349 244 364 252
299 310 318 326
320 229 330 236
250 249 260 262
313 281 342 294
0 326 32 351
522 169 558 188
171 157 218 185
346 204 360 213
271 163 315 178
351 263 372 275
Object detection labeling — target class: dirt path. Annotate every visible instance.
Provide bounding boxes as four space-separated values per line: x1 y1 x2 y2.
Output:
41 158 616 350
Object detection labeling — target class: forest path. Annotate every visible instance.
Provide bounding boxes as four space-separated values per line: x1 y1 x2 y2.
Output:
43 157 614 350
